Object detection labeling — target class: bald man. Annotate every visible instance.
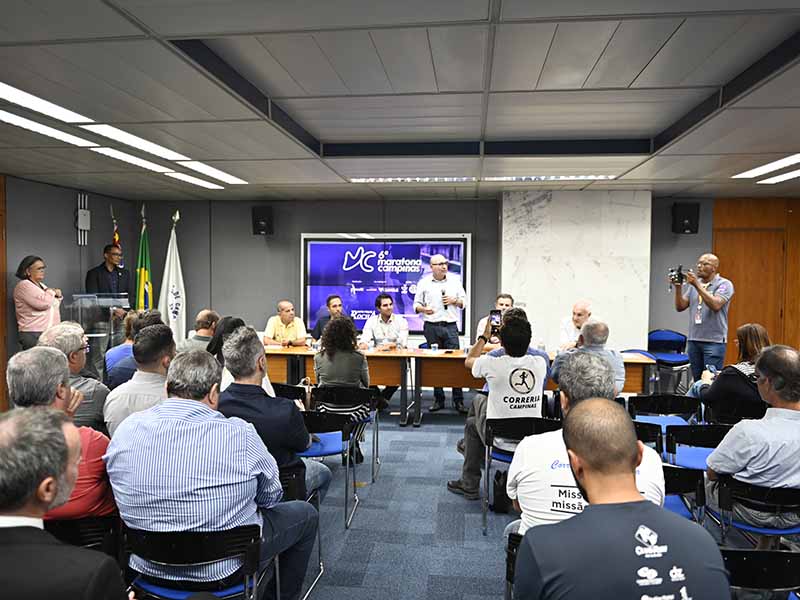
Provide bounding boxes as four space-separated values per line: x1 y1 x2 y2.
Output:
176 309 220 353
673 253 734 381
558 300 592 350
413 253 468 413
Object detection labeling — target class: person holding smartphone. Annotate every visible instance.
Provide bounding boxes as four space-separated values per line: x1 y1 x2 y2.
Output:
474 293 514 351
413 253 467 414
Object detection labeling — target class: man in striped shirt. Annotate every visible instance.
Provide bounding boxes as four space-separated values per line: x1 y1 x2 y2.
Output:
105 350 318 600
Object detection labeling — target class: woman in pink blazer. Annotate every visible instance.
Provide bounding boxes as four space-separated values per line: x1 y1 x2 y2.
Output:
13 255 62 349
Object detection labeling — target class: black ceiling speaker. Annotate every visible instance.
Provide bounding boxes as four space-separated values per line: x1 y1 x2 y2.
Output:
671 202 699 234
252 206 274 235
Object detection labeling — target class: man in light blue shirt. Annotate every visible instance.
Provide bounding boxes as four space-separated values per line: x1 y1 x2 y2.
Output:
551 321 626 395
707 345 800 533
105 350 318 600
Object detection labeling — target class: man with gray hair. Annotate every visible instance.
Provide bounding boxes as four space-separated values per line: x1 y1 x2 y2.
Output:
106 350 318 600
219 326 332 502
7 346 117 522
176 308 220 353
505 352 663 537
0 408 128 599
551 320 626 394
38 322 110 433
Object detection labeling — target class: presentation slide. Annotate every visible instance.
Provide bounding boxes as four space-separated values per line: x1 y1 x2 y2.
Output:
303 236 467 334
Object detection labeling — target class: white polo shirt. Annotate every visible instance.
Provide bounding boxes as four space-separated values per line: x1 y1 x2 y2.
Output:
507 429 665 535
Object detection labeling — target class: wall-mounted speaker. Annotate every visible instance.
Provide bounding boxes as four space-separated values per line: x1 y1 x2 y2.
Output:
671 202 699 234
252 206 274 236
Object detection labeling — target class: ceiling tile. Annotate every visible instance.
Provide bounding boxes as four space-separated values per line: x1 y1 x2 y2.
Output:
369 28 438 93
326 157 481 178
0 147 142 175
482 155 643 177
256 34 349 96
428 26 488 92
621 154 788 180
312 31 393 95
490 23 556 92
735 61 800 109
537 21 620 89
201 159 344 184
584 19 682 88
0 1 141 42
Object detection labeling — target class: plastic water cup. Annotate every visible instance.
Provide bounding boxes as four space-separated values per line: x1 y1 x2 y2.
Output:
431 343 439 352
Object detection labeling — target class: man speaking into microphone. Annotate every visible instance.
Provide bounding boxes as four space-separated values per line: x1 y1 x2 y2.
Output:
413 253 467 414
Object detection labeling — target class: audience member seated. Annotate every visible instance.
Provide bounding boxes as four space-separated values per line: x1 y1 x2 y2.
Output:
0 408 127 599
219 326 332 501
311 294 352 341
106 309 164 389
447 314 547 500
38 322 110 434
358 293 409 407
177 309 220 353
514 398 728 599
475 293 515 351
104 310 138 374
103 324 174 437
506 352 664 537
7 347 116 521
691 322 771 423
706 344 800 541
105 350 318 600
558 299 592 351
263 300 307 347
551 321 625 394
209 316 275 396
315 316 371 463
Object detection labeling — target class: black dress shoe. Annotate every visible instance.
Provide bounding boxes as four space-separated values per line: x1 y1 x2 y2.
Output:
429 400 445 412
454 401 468 415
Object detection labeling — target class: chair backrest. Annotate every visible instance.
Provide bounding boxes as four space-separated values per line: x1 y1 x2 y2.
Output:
312 386 374 409
272 382 307 402
665 424 731 454
634 421 663 455
663 466 705 504
722 548 800 591
279 464 307 502
506 532 523 584
123 525 261 575
44 516 120 557
301 410 354 438
628 394 700 418
485 417 562 447
648 329 687 354
718 476 800 513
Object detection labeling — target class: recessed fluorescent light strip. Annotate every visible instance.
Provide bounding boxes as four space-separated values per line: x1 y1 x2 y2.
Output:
165 172 224 190
350 177 477 184
732 154 800 179
90 147 173 173
177 161 247 184
80 124 190 161
757 169 800 185
0 82 93 123
483 175 616 182
0 109 98 147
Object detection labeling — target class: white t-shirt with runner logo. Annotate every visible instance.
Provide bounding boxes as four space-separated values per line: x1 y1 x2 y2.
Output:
471 353 548 420
507 429 665 535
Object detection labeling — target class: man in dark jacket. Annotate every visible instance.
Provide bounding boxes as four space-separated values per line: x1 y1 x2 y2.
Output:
0 407 128 600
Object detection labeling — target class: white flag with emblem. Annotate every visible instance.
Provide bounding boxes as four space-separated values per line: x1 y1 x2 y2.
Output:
158 211 186 343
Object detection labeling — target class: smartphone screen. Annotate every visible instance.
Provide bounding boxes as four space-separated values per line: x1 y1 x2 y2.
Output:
490 309 502 328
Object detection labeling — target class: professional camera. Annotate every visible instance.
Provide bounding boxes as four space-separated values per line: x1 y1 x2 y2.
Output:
667 265 687 285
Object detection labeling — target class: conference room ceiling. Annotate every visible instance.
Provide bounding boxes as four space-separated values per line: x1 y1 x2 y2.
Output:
0 1 799 201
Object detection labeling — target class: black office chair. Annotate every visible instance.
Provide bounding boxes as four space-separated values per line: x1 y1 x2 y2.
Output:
633 420 663 457
664 423 730 469
44 515 121 561
714 476 800 544
628 394 700 434
297 411 360 528
505 532 523 600
663 465 706 523
722 548 800 593
483 417 562 536
123 524 275 600
272 383 307 404
279 464 322 600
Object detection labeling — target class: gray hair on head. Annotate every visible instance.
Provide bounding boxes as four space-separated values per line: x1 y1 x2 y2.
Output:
559 351 615 406
581 321 609 346
0 407 70 511
222 326 264 379
7 347 69 408
166 350 222 401
37 323 85 356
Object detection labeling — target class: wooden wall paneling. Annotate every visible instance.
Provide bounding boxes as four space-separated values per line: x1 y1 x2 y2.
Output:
713 198 788 229
784 203 800 350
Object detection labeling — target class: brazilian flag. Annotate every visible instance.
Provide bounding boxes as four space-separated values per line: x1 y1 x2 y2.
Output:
135 217 153 310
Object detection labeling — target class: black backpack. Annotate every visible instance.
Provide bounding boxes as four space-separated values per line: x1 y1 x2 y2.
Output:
491 469 512 514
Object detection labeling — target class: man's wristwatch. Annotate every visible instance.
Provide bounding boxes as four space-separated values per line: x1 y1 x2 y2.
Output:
478 335 489 344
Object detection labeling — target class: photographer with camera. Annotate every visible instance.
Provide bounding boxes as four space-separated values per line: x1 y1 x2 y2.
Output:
672 253 735 381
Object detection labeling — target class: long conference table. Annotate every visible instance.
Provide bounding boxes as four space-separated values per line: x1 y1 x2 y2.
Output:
264 347 656 428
